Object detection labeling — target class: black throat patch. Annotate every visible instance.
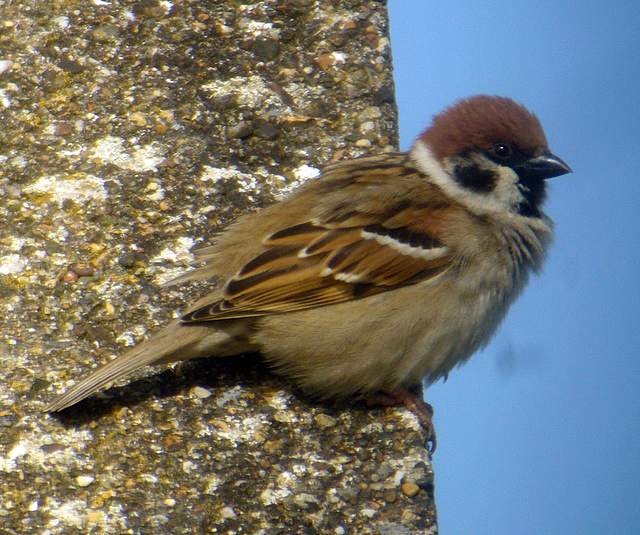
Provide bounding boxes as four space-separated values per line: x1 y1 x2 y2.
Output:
515 175 546 218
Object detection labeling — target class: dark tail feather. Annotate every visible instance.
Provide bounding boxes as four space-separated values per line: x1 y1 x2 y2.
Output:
45 320 249 412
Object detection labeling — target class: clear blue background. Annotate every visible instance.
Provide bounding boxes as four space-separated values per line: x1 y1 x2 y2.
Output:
388 2 640 534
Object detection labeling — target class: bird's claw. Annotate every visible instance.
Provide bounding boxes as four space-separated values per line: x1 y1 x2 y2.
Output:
367 387 437 455
405 398 437 455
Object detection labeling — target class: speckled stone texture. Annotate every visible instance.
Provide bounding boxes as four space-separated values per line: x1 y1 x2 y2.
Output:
0 1 437 533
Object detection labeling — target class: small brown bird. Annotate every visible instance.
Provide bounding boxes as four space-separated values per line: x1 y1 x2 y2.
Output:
46 96 570 451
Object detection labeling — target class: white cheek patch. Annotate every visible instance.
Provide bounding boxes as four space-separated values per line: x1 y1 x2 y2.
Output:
410 140 524 215
493 164 526 211
464 153 525 212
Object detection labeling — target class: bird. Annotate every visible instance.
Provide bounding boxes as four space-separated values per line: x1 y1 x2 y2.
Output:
46 95 570 452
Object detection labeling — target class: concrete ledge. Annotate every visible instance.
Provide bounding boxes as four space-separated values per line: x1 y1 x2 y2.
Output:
0 1 437 532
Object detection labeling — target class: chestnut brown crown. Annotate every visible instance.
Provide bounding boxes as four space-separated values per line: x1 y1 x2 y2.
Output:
420 95 548 160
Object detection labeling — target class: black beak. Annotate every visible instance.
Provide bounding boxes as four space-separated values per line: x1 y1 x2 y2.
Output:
517 151 572 180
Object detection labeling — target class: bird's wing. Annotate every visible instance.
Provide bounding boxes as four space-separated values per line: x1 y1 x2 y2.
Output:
182 201 456 321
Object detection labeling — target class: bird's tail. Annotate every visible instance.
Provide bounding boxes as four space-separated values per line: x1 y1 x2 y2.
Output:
45 320 254 412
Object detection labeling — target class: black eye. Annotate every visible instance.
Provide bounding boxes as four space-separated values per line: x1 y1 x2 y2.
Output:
492 142 513 159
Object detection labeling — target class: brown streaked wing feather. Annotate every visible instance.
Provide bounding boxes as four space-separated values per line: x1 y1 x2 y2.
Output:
180 153 457 322
185 275 358 321
302 228 363 257
182 222 452 322
265 222 325 246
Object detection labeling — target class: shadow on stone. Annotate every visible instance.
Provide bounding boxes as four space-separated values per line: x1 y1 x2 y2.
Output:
47 352 360 425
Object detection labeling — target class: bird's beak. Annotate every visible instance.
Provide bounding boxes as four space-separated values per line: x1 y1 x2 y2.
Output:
517 151 572 180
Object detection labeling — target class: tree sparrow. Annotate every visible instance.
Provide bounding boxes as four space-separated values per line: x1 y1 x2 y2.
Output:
46 95 571 451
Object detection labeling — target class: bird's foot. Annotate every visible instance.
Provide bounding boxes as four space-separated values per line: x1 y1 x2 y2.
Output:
366 386 437 454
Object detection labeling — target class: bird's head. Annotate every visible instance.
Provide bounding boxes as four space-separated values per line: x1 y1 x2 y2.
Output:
413 95 571 218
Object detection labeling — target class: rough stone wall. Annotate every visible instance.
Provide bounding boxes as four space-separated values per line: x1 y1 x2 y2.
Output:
0 1 437 533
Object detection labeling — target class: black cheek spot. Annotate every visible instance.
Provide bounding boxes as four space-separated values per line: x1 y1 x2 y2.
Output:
453 164 496 193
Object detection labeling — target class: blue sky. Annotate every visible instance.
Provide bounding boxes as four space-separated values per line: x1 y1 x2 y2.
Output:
388 2 640 534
